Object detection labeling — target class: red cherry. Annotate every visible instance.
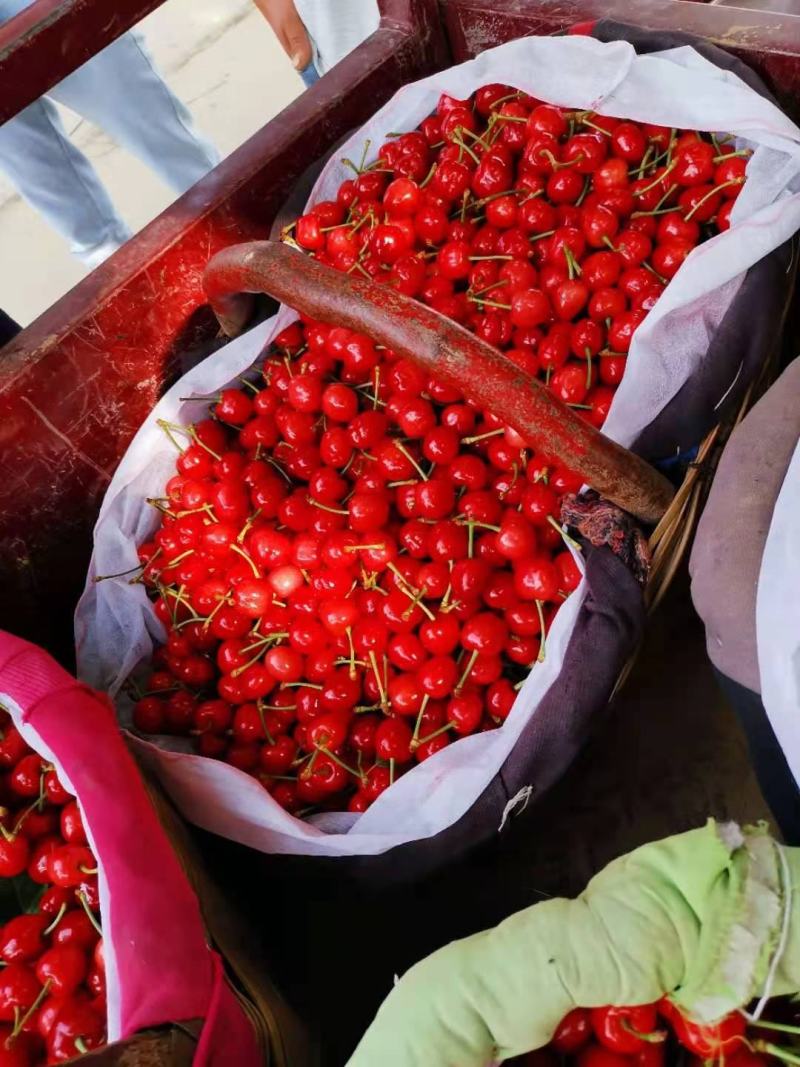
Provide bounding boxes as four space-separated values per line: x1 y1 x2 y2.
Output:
36 945 88 998
51 910 100 952
0 964 40 1022
374 718 413 763
0 915 48 964
461 612 508 656
514 557 560 601
46 1001 105 1061
47 845 95 889
418 656 459 699
446 690 483 736
611 122 647 163
510 288 550 328
0 835 29 879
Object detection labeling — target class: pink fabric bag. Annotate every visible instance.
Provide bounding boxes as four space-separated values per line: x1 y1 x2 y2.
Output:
0 630 261 1065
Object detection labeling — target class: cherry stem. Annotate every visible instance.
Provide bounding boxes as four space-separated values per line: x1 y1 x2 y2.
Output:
463 427 506 445
13 798 44 835
535 601 547 663
636 144 654 179
470 296 512 311
684 178 744 221
74 1037 89 1055
473 188 530 210
460 125 494 151
308 498 349 516
94 562 145 583
713 148 751 163
229 542 260 578
584 345 593 390
546 514 583 553
643 261 667 286
635 158 677 197
155 419 186 453
393 441 428 481
44 902 68 936
266 456 292 484
470 278 510 300
579 115 612 137
255 703 275 747
417 721 456 746
620 1021 666 1044
469 254 513 262
410 695 431 747
396 581 436 621
345 627 357 680
368 651 388 708
747 1020 800 1037
237 508 262 545
455 649 479 694
542 149 584 171
563 245 582 280
450 133 481 165
419 161 438 188
489 91 522 109
319 746 362 781
754 1042 800 1066
11 979 51 1039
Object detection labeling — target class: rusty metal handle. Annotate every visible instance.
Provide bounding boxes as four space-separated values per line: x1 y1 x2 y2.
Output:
203 241 675 524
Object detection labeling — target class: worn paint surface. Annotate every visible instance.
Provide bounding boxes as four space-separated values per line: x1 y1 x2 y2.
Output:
0 0 167 123
205 241 675 523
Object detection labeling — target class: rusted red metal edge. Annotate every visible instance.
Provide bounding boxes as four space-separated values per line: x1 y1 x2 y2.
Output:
0 0 167 123
204 241 676 524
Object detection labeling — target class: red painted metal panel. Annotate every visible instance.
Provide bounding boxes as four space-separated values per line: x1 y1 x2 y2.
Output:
0 0 445 657
0 0 167 123
442 0 800 117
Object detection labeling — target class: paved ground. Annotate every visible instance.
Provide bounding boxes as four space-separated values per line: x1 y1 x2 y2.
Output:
0 0 303 326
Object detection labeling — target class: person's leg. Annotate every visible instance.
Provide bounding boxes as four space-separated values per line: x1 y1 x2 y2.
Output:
0 97 131 266
48 30 220 196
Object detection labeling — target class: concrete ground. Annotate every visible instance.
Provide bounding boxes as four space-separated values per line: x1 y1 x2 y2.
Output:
0 0 304 326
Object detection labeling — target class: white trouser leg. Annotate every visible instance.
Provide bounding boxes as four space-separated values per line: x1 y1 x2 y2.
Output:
0 96 132 265
48 29 221 195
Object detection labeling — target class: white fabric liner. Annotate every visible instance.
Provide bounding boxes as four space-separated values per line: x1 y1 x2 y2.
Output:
77 35 800 857
757 439 800 791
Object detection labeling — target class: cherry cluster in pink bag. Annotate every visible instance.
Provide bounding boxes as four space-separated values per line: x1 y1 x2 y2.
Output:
0 630 260 1065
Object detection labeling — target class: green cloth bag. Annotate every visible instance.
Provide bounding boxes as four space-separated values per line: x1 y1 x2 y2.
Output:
347 821 800 1067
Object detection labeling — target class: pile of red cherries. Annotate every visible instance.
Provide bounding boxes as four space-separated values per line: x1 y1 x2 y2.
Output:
131 86 746 817
511 998 789 1067
0 710 105 1064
